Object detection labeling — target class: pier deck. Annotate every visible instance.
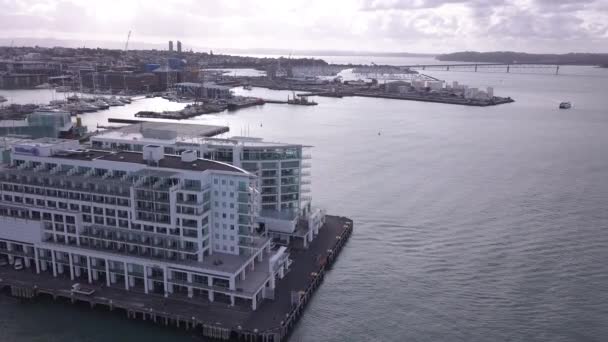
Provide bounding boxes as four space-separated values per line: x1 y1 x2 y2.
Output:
0 215 353 341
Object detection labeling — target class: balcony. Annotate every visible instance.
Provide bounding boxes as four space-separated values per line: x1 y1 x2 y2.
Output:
237 192 250 203
80 226 196 253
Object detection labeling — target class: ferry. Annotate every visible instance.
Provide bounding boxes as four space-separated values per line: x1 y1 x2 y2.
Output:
559 102 572 109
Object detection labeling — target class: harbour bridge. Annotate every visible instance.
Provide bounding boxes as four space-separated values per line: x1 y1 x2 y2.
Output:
399 63 562 75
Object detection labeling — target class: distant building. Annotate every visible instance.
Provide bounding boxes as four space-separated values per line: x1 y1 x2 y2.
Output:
487 87 494 98
0 73 48 89
169 40 174 52
175 82 232 99
177 41 182 53
0 110 86 139
385 81 410 93
80 71 159 92
426 80 444 91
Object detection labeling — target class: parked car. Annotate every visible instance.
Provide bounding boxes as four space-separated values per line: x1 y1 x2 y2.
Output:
71 283 96 296
13 258 24 270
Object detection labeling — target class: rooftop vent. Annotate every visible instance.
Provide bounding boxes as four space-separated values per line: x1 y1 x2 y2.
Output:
181 150 197 162
143 145 164 165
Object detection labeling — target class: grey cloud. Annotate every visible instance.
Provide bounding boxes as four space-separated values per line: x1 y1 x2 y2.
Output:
360 0 507 11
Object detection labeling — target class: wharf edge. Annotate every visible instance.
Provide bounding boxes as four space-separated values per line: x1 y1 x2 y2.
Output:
1 215 353 342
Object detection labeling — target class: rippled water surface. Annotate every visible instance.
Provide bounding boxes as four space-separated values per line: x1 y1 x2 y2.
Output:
1 63 608 342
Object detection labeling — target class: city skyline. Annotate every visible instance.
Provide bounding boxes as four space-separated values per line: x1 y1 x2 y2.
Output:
1 0 608 54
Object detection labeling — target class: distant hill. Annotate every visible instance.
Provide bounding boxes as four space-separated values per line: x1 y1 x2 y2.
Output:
437 51 608 66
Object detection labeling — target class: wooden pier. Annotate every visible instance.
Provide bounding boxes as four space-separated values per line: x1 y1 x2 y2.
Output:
0 215 353 342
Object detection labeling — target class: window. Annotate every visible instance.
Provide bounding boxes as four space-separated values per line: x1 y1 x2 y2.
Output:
230 225 234 230
222 213 226 218
230 192 234 198
221 179 226 185
229 180 234 186
214 178 218 184
230 246 234 251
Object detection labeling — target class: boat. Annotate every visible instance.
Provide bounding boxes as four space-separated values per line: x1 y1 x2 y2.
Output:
243 84 252 90
0 95 7 103
287 93 318 106
92 100 110 110
54 85 71 92
227 97 264 110
559 102 572 109
77 102 98 113
35 83 53 89
119 97 132 104
107 96 125 106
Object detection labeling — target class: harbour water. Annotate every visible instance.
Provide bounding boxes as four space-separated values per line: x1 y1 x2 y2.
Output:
1 59 608 341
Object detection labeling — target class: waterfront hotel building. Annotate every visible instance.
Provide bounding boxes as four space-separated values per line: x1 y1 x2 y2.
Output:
0 136 315 310
89 122 324 247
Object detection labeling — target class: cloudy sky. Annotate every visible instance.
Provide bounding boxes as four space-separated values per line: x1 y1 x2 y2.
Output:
1 0 608 53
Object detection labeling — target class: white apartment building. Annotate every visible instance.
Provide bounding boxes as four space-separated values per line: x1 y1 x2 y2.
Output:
90 122 324 247
0 138 292 310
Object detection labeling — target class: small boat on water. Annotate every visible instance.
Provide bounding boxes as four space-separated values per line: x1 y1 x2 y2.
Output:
0 95 7 103
559 101 572 109
243 84 252 90
287 93 318 106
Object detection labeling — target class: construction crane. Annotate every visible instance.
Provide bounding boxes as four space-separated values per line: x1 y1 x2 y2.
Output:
121 30 131 67
124 30 131 52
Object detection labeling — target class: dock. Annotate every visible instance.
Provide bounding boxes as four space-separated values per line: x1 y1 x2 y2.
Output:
263 99 288 104
0 215 353 342
107 118 145 124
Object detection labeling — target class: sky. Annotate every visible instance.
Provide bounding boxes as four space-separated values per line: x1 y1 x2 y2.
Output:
1 0 608 54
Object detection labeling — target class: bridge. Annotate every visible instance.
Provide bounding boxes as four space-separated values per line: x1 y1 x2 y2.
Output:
397 63 561 75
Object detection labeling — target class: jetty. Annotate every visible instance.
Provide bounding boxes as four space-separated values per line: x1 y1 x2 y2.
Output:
1 215 353 342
